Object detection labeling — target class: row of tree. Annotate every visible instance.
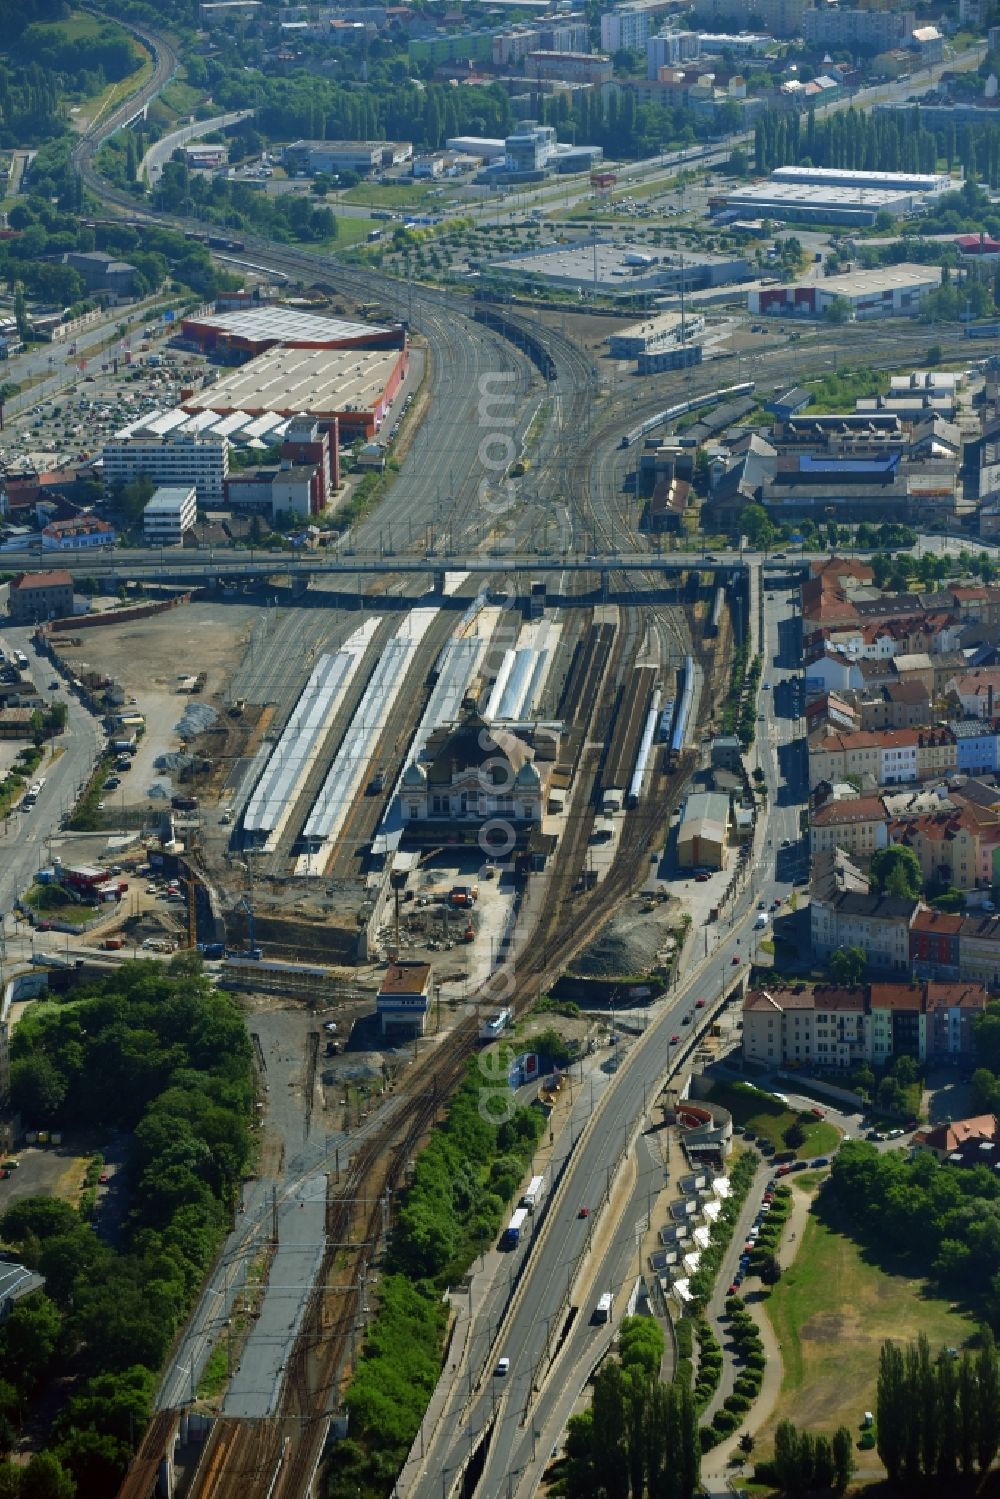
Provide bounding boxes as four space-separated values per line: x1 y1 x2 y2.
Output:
768 1420 855 1497
2 959 255 1493
562 1325 700 1499
877 1333 1000 1483
753 104 1000 187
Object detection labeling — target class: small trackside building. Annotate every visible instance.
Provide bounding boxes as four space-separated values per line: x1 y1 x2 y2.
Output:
376 960 432 1038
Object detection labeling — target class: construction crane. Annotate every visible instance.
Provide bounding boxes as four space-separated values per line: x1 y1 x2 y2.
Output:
236 893 262 960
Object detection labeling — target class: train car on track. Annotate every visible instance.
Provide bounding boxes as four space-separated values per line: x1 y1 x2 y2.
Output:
669 656 694 770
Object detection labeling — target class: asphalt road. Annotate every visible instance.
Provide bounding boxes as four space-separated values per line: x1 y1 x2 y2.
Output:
0 623 103 929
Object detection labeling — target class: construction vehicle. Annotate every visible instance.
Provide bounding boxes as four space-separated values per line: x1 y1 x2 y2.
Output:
236 893 262 959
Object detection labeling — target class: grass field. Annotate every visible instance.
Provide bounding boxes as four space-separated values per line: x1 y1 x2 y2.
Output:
339 181 443 211
707 1081 841 1161
763 1201 974 1442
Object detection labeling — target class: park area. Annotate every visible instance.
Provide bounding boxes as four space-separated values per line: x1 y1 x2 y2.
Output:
761 1196 975 1452
707 1081 842 1161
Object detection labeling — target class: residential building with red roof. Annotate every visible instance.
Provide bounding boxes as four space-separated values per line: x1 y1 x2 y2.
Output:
809 794 889 860
8 570 74 625
742 979 988 1069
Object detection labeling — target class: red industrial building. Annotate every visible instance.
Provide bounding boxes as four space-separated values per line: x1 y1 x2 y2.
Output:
180 305 407 361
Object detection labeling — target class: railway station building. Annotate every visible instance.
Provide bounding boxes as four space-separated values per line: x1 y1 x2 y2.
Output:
399 710 558 849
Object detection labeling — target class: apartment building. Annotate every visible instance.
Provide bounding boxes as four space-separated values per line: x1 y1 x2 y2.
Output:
8 570 74 625
891 808 982 891
742 979 987 1069
691 0 806 36
859 681 932 730
809 795 889 861
950 718 1000 775
809 728 920 792
803 7 915 50
810 884 917 972
101 431 229 506
743 986 867 1070
916 726 958 781
602 3 654 50
647 30 700 75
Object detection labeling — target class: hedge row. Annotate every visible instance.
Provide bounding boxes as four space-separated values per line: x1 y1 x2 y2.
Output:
694 1318 723 1412
700 1298 767 1452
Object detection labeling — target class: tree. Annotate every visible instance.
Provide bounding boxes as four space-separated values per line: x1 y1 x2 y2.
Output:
877 1340 907 1482
20 1453 74 1499
957 1352 978 1476
759 1251 782 1285
773 1421 800 1494
9 1055 66 1122
829 946 866 986
739 502 775 550
823 295 851 324
832 1426 854 1493
870 845 922 900
977 1327 1000 1473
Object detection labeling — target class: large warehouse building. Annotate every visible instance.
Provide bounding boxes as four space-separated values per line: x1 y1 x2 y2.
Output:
180 305 407 361
486 241 751 296
181 343 409 441
723 166 951 226
749 264 942 320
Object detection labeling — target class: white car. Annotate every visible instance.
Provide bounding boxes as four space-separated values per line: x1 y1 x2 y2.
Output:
496 1357 510 1376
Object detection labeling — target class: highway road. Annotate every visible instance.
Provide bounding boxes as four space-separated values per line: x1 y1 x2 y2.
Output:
139 110 254 187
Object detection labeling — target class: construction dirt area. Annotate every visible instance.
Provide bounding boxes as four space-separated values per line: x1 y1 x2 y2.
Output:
44 567 735 1000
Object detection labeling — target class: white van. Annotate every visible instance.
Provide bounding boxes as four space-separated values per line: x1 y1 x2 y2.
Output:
754 911 770 930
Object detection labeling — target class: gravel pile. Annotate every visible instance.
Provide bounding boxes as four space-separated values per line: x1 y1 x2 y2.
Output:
156 752 196 772
175 703 219 738
573 901 679 980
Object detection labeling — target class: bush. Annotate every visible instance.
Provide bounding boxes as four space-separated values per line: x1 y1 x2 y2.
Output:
713 1409 740 1434
724 1393 751 1414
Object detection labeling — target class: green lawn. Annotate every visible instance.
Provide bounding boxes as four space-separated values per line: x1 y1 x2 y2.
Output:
338 181 442 211
318 214 381 253
25 883 96 928
707 1081 841 1160
763 1201 973 1442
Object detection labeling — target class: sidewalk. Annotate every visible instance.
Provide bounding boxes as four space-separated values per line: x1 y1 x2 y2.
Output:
700 1175 816 1494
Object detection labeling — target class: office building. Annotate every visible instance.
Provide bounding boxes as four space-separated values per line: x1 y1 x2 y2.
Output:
101 429 229 506
281 139 412 176
143 485 198 545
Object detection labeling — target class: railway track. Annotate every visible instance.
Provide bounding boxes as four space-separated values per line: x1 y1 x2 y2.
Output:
601 664 658 796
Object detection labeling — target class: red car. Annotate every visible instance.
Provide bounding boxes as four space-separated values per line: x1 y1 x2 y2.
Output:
732 955 740 965
670 1034 680 1044
98 1172 110 1185
578 1206 589 1219
811 1106 825 1119
694 872 710 883
696 998 706 1008
777 1164 792 1176
729 1282 740 1296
